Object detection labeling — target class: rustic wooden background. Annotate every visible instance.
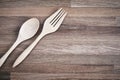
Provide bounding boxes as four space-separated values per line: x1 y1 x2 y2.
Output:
0 0 120 80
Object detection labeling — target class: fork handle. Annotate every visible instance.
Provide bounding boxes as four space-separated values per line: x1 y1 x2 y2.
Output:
13 33 45 68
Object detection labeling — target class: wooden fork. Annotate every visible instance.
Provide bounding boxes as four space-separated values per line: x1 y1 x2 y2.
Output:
13 8 67 68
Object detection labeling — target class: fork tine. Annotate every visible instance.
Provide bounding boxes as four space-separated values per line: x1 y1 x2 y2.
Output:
48 8 63 22
52 10 65 26
53 12 67 30
51 9 64 25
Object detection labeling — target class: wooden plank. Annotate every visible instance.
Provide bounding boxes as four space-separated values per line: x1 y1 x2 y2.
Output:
1 64 114 73
11 73 120 80
65 17 120 27
0 7 120 17
0 54 120 72
71 0 120 8
0 0 70 8
17 54 120 65
0 17 120 35
1 34 120 54
114 65 120 71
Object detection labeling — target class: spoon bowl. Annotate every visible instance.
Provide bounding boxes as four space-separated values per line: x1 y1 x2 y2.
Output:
19 18 39 41
0 18 39 67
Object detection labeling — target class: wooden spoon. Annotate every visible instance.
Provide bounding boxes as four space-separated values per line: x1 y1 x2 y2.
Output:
0 18 39 67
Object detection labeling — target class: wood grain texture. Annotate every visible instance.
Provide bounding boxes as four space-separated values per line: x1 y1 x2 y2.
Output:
11 73 120 80
0 17 120 35
0 0 70 8
71 0 120 8
1 34 120 55
0 17 120 55
0 0 120 80
0 7 120 17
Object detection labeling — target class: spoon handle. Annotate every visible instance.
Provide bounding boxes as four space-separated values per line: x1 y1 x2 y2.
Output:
13 33 45 68
0 40 20 67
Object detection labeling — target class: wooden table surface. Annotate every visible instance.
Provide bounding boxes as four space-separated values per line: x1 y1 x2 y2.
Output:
0 0 120 80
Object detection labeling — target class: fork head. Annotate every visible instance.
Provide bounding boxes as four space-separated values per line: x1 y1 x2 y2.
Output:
42 8 67 35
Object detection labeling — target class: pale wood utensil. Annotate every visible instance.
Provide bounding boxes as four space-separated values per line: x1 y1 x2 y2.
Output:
0 18 40 67
13 8 67 68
